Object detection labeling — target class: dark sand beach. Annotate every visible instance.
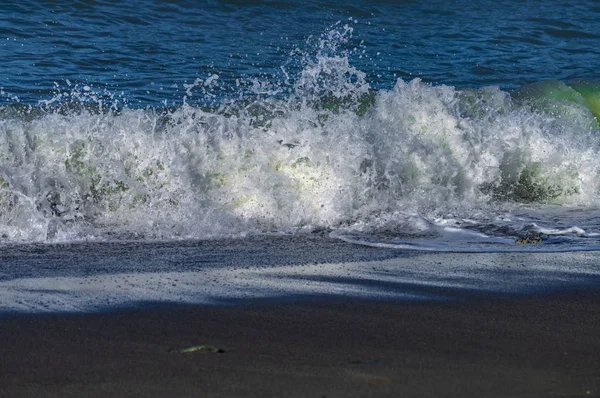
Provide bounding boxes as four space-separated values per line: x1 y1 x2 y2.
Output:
1 292 599 397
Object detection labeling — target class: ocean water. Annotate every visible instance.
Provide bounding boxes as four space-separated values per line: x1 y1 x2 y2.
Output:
0 0 600 311
2 0 600 311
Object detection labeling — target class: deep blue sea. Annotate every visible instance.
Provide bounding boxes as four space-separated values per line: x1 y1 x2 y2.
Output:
2 0 600 251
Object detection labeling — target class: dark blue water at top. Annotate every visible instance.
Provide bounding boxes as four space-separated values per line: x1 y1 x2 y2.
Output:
1 0 599 107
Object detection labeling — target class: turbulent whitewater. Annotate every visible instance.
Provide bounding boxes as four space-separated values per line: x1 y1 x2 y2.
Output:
2 64 600 249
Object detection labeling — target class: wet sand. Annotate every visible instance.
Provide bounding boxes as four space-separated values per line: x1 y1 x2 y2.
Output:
1 292 599 397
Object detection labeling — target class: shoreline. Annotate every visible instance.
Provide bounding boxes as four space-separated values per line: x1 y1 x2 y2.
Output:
3 235 600 313
1 292 599 397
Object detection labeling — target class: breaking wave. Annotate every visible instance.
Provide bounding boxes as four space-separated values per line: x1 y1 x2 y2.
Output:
1 25 600 246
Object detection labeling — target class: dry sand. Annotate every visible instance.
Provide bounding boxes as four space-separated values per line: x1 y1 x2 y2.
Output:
1 292 599 397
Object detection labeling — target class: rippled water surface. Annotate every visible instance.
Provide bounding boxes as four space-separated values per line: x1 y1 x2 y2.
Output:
3 0 600 105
